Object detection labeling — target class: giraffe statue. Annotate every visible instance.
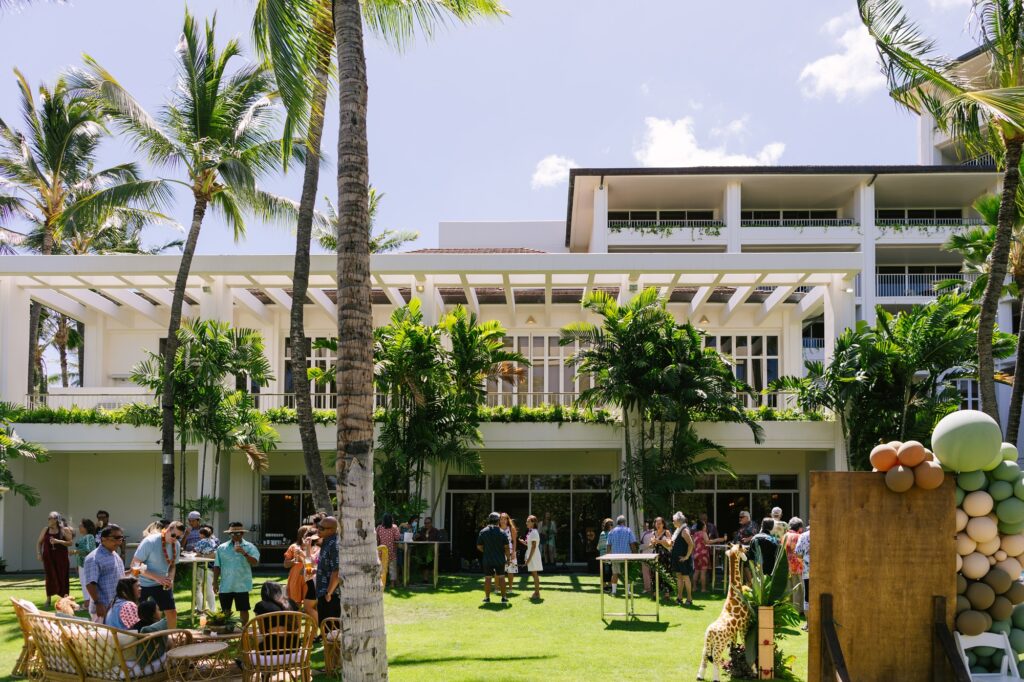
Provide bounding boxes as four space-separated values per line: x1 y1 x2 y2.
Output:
697 543 750 682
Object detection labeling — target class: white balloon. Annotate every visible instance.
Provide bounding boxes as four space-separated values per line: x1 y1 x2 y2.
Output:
978 536 1002 556
967 516 1000 544
963 552 991 579
964 491 995 517
957 533 978 556
956 509 970 533
1001 534 1024 558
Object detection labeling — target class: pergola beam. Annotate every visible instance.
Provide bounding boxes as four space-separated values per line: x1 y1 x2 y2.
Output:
103 289 163 324
29 289 89 321
308 288 336 319
139 289 192 319
460 274 479 316
232 288 270 323
502 273 515 319
264 288 293 309
796 286 826 320
59 288 129 324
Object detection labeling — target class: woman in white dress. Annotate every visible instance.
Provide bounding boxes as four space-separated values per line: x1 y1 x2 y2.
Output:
498 512 518 586
522 514 543 600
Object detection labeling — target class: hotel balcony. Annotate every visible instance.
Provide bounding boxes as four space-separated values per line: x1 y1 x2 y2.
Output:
875 272 978 298
874 216 986 244
738 214 861 247
605 216 727 251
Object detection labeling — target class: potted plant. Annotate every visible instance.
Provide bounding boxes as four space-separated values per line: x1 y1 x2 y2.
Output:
732 547 802 680
202 610 238 634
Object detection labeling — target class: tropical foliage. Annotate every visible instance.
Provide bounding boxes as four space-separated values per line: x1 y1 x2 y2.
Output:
561 288 763 519
0 401 48 505
130 320 278 516
859 0 1024 427
733 547 802 678
772 294 1014 470
69 10 302 519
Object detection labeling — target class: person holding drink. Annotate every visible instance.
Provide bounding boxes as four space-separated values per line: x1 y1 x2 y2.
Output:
131 520 184 628
213 522 260 625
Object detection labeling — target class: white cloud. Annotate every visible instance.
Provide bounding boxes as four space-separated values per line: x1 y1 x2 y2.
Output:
799 12 885 101
633 117 785 167
711 116 749 139
531 154 578 189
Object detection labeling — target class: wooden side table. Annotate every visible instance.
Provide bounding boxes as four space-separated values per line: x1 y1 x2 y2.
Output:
166 641 234 681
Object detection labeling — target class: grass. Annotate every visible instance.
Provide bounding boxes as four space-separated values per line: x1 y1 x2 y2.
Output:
1 572 808 681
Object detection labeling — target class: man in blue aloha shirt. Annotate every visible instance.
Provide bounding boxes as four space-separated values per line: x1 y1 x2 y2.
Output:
213 522 260 624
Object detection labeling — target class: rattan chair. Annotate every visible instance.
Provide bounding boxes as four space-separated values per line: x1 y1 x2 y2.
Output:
10 597 39 678
239 611 318 682
25 611 194 682
320 617 343 676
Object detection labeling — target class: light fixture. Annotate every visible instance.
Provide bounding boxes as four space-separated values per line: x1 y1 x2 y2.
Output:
526 315 537 325
415 284 424 293
844 287 855 294
699 315 710 325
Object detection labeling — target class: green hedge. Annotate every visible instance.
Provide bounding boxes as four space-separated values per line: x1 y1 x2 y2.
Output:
9 401 824 426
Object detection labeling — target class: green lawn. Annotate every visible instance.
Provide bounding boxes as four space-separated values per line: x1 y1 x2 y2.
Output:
0 573 808 681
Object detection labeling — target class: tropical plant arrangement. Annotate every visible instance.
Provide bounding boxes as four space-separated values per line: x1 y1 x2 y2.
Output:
0 401 48 505
562 288 763 519
201 609 238 634
771 294 1014 470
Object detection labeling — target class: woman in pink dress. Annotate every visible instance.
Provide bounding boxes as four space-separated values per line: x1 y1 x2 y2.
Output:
691 520 710 594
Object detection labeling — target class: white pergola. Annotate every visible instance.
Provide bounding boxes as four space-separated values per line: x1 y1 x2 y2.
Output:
0 251 861 401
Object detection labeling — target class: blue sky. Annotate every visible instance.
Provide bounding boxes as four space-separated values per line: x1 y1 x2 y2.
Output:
0 0 980 254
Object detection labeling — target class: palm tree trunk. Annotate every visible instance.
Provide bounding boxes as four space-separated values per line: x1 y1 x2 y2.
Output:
335 0 387 674
979 137 1024 426
26 224 54 397
75 319 85 387
56 315 69 388
161 196 208 520
1007 293 1024 445
290 48 333 515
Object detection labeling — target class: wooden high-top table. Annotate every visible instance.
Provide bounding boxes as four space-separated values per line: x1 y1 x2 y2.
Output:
397 541 449 588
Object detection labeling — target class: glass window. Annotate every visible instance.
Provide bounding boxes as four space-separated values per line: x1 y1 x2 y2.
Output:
688 210 714 221
751 336 763 356
907 208 933 220
531 492 572 564
531 475 571 490
735 335 749 355
608 211 630 221
447 475 486 490
694 475 715 490
782 210 809 220
758 474 798 490
767 336 778 356
877 209 904 220
660 210 687 221
935 208 962 220
573 475 611 490
809 210 838 220
262 475 301 491
631 210 656 221
716 493 752 541
488 475 529 490
717 474 758 490
673 493 713 526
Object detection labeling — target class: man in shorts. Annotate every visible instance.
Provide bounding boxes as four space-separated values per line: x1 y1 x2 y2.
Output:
131 520 185 628
213 522 260 625
477 512 511 604
606 515 638 596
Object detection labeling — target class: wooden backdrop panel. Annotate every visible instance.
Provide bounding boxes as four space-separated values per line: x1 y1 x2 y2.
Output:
807 472 955 682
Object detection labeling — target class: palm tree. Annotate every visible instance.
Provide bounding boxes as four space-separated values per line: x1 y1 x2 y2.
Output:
859 0 1024 426
71 10 303 520
0 70 171 395
252 0 504 519
0 401 48 506
943 192 1024 441
315 187 418 253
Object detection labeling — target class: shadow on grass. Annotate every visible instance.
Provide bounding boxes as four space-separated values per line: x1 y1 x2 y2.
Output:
603 620 671 632
391 653 553 667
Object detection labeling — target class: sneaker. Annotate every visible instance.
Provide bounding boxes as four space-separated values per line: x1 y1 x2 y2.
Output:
482 597 490 603
501 597 509 604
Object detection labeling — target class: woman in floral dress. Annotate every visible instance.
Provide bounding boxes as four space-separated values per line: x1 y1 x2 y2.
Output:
691 520 711 593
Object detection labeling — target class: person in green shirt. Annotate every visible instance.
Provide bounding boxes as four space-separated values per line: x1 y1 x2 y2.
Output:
213 522 260 624
72 519 98 609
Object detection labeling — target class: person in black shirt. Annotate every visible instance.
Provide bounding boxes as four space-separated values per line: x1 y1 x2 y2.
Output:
254 581 294 616
750 517 779 576
476 512 511 604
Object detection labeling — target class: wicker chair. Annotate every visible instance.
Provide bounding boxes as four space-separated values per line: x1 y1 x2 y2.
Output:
320 617 343 676
10 597 39 678
239 611 318 682
25 612 194 682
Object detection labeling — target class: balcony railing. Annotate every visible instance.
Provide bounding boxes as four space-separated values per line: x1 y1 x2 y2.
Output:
876 273 978 298
740 218 856 228
802 337 826 349
608 219 724 234
24 392 156 410
875 217 985 230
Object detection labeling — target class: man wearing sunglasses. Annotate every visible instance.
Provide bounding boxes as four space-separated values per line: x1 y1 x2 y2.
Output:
213 522 260 625
82 524 126 622
131 520 186 628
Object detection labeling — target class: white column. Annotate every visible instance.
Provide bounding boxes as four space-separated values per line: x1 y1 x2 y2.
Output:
82 315 105 388
590 184 608 254
412 277 440 325
857 183 877 326
781 309 803 379
823 275 857 369
724 181 742 253
199 276 233 323
0 277 31 403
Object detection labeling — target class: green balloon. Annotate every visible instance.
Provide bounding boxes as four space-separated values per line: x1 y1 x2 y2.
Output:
1015 474 1024 501
991 619 1012 635
998 497 1024 524
1004 443 1019 462
1012 605 1024 629
994 461 1022 482
991 480 1014 501
957 487 966 505
975 646 998 657
959 470 989 492
999 519 1024 535
933 410 1003 473
968 651 977 666
1011 627 1024 654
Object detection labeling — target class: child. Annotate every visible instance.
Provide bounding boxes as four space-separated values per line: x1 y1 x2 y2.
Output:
134 599 168 666
193 526 217 616
71 519 97 610
521 515 543 600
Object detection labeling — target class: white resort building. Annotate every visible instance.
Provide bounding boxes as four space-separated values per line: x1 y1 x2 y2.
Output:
0 94 1012 572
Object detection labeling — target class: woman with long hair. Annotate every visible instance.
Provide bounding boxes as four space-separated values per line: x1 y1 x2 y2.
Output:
105 577 142 629
498 512 518 586
301 527 320 621
521 515 543 600
283 525 312 606
375 513 401 590
650 516 674 599
37 511 73 606
255 580 294 615
691 519 711 594
670 512 695 606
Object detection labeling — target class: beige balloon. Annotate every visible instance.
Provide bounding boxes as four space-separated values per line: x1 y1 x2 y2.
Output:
956 532 978 556
995 556 1023 581
1000 534 1024 558
966 516 999 544
963 491 995 517
962 552 991 579
977 536 1002 556
956 509 969 533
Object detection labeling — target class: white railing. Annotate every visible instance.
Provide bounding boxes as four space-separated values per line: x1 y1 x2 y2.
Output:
485 392 580 408
738 391 801 411
740 218 856 228
875 273 978 297
802 338 825 349
608 219 724 232
24 391 156 410
875 217 985 229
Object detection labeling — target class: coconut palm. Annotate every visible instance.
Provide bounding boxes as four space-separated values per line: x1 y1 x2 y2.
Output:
252 0 504 523
70 10 303 519
943 192 1024 441
315 187 418 253
0 70 171 395
859 0 1024 426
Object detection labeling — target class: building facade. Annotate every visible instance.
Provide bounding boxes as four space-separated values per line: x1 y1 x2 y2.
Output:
0 109 1014 571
